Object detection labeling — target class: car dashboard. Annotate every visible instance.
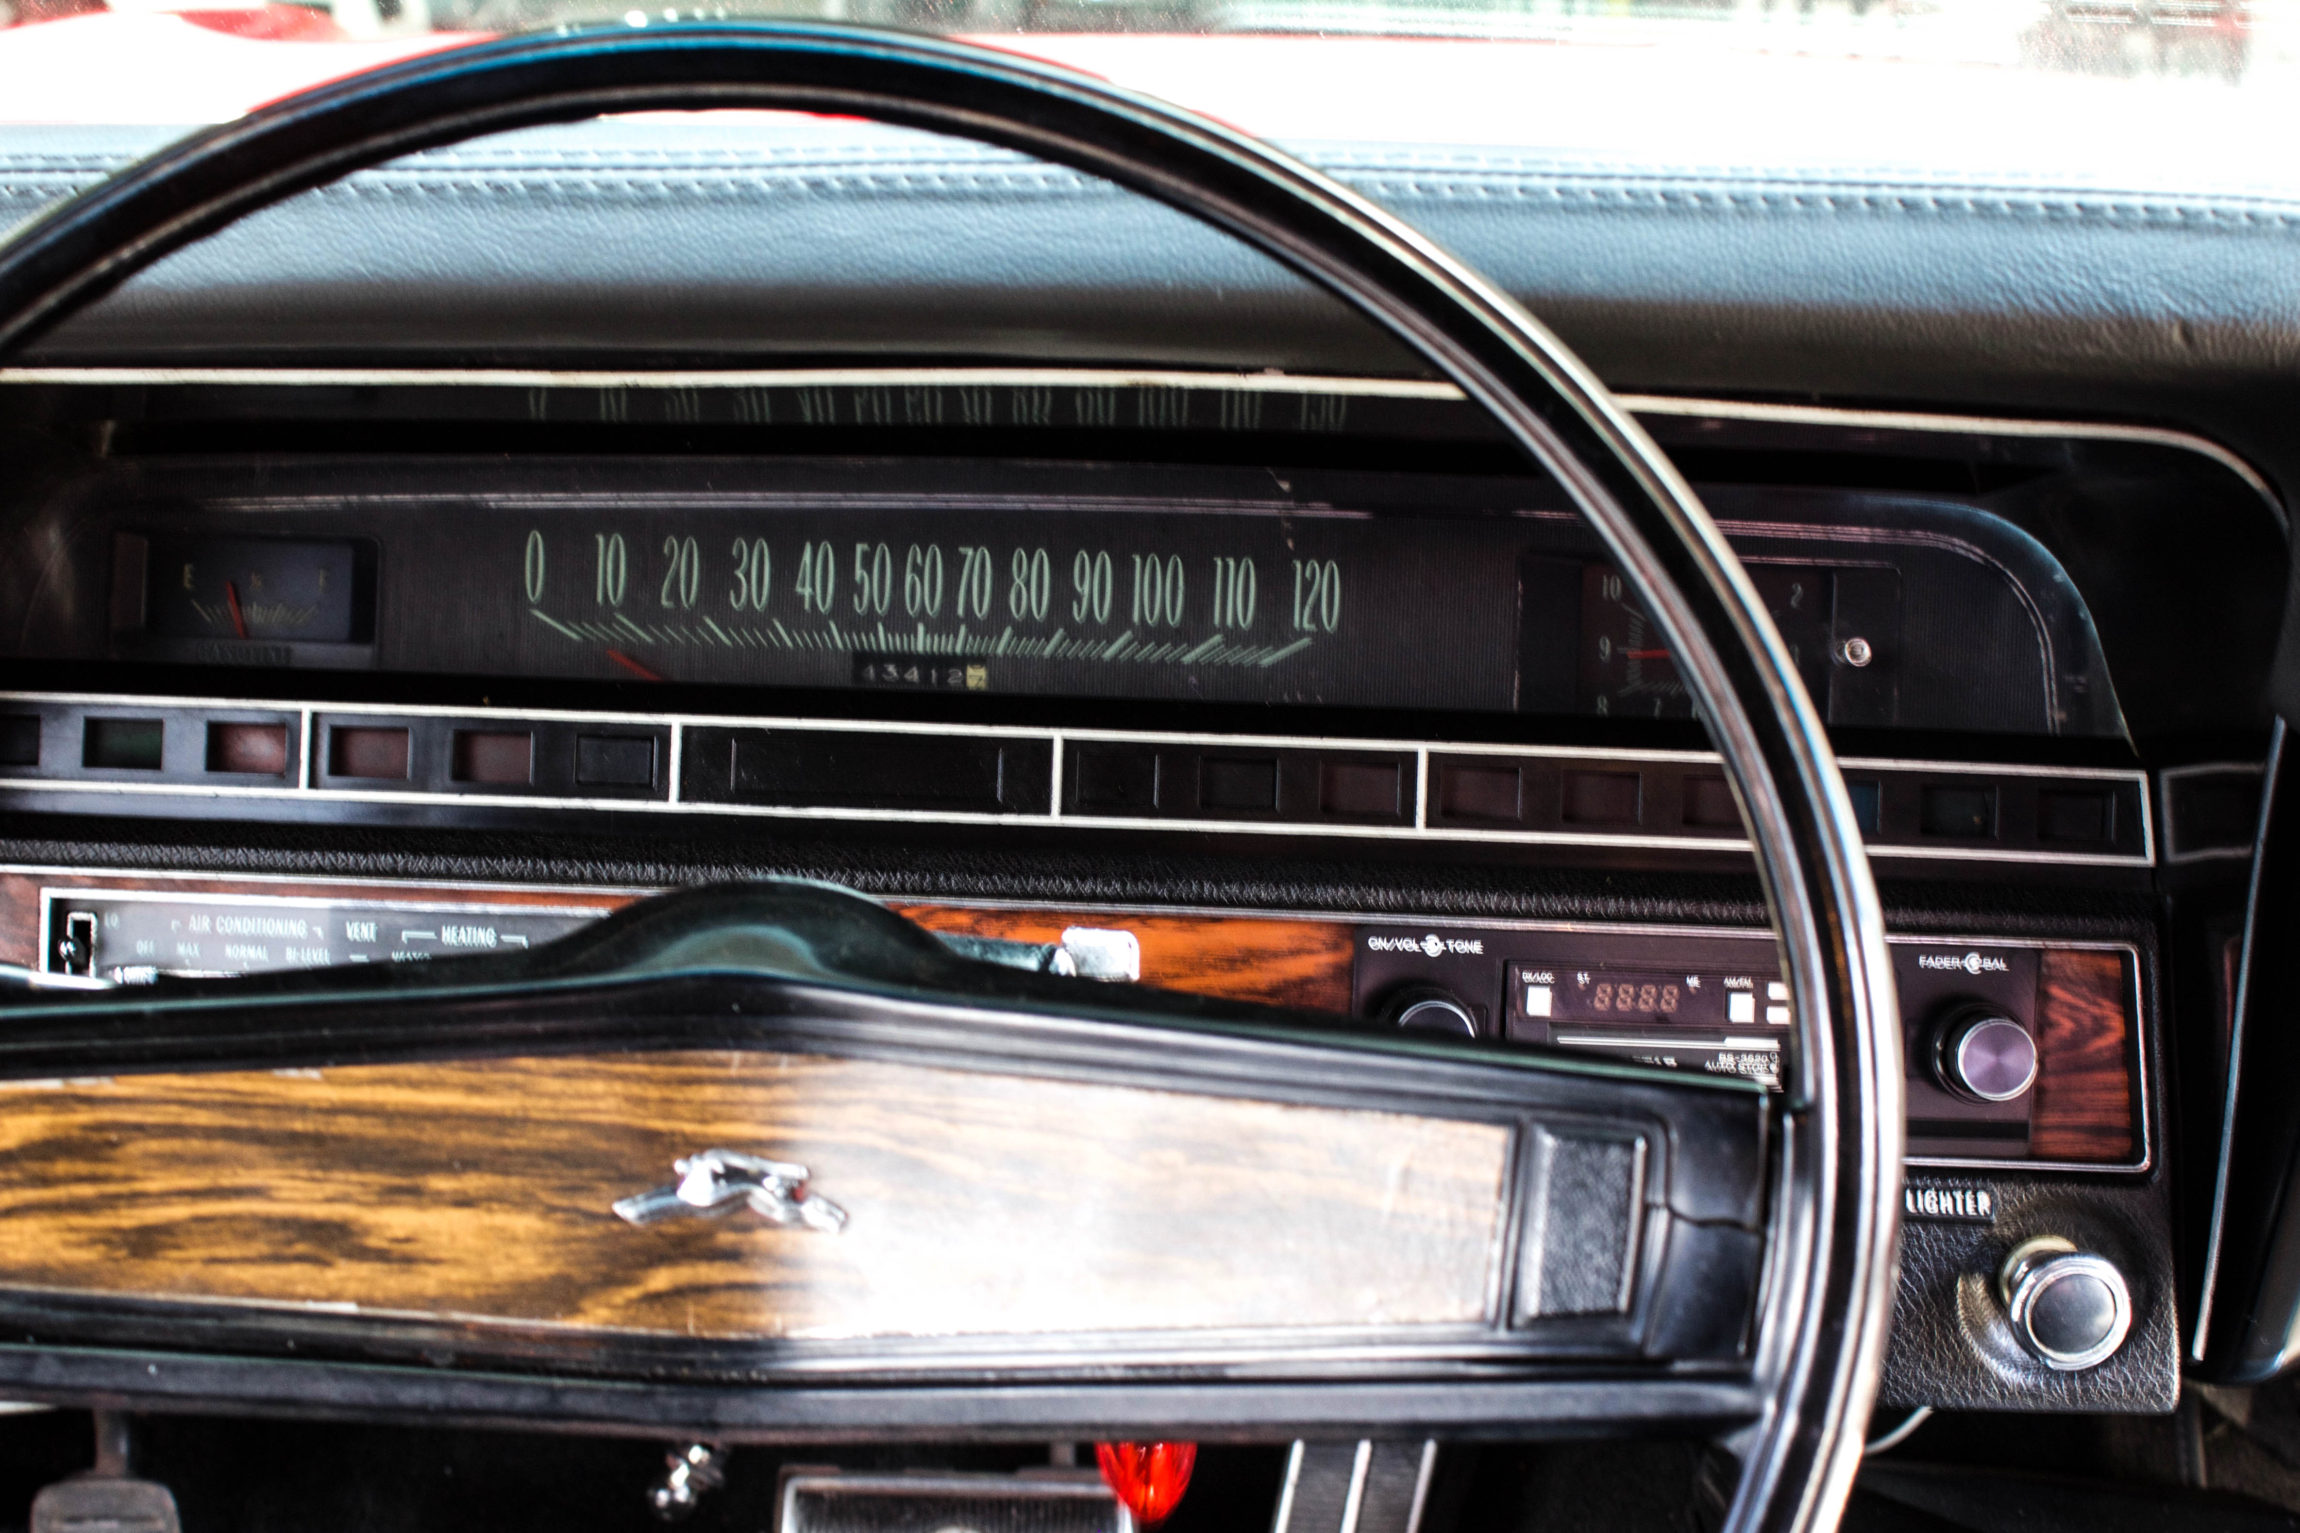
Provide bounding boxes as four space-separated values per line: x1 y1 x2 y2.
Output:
0 99 2293 1532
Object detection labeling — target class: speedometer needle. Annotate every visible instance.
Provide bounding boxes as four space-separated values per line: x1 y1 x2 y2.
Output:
605 648 663 682
1624 648 1670 660
224 580 249 639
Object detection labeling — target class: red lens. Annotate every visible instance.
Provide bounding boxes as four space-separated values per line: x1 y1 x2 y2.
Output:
1095 1441 1196 1527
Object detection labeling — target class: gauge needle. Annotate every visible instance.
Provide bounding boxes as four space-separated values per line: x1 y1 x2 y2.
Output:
1624 649 1670 660
605 648 663 682
224 580 249 639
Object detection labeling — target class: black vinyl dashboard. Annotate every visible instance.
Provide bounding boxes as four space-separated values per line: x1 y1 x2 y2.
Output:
0 102 2294 1441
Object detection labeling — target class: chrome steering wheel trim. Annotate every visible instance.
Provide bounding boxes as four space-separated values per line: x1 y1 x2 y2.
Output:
0 27 1903 1532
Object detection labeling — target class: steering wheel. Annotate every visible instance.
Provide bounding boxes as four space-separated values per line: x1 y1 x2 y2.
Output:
0 26 1901 1533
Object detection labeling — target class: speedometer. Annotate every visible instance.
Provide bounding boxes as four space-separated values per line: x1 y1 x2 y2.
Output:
501 500 1514 710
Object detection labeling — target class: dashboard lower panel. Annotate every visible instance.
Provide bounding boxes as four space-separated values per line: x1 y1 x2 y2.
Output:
4 871 2146 1173
0 865 2179 1417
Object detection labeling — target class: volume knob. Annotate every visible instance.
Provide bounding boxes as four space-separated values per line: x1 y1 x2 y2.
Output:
1391 990 1479 1039
1933 1006 2039 1103
1999 1236 2132 1371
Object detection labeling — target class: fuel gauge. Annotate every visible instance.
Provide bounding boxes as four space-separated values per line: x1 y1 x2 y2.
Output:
133 535 372 647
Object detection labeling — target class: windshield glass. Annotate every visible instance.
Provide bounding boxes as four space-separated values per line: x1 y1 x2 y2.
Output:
0 2 2292 186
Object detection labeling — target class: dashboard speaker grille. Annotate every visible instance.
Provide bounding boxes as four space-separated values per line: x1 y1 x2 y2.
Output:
1516 1131 1644 1322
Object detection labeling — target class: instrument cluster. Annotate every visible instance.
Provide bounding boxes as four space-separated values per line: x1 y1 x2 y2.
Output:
8 450 2122 739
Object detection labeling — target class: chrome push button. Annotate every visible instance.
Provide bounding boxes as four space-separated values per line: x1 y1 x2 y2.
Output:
1933 1005 2040 1103
1999 1235 2132 1372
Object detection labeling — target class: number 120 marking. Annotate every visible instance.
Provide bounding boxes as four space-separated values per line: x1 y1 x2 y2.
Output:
1291 558 1340 631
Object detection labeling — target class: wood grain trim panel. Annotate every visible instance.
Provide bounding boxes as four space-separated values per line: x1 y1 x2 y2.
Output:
0 874 2147 1166
2030 948 2140 1164
0 1051 1510 1342
0 877 1358 1013
893 903 1355 1012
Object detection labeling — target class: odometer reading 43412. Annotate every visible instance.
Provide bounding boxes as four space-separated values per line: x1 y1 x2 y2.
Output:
462 501 1521 710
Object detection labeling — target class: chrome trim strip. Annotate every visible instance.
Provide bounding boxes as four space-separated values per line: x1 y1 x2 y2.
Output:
1272 1442 1307 1533
0 691 2156 868
0 364 2270 516
1620 394 2280 514
2192 718 2282 1360
1338 1441 1374 1533
0 365 1465 398
1402 1442 1439 1533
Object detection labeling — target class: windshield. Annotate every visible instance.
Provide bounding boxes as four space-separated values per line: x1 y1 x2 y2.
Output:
0 0 2292 185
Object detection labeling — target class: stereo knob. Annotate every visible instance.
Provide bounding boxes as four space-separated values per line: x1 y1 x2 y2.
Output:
1999 1236 2132 1371
1392 992 1479 1039
1933 1006 2039 1103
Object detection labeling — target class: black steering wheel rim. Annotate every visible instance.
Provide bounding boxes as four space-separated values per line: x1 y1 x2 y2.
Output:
0 26 1903 1532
